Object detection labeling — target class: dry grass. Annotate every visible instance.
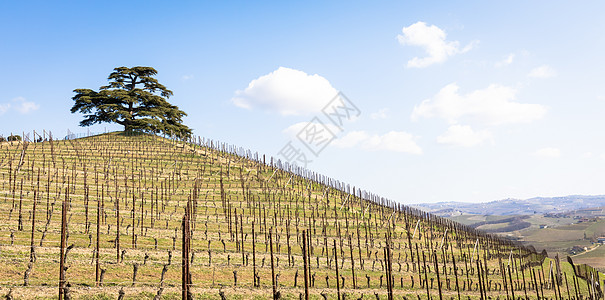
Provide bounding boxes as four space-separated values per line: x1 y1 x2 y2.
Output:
0 132 597 299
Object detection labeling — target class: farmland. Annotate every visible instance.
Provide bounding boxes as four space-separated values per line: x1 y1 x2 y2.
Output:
0 132 603 299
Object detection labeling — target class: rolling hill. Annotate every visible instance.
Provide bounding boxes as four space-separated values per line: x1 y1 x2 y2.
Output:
0 132 603 299
414 196 605 216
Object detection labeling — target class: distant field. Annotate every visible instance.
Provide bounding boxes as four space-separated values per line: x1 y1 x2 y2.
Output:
522 228 585 243
556 223 591 230
523 215 575 227
448 213 605 266
573 244 605 272
449 214 510 226
476 222 509 231
585 219 605 238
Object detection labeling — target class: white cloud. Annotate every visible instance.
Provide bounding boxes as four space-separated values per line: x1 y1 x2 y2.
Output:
397 21 477 68
370 108 389 120
0 97 39 115
333 130 422 154
182 75 194 80
534 147 561 158
232 67 338 116
411 83 547 125
495 53 515 67
437 125 493 147
331 131 369 148
12 97 39 114
0 103 9 115
528 65 557 78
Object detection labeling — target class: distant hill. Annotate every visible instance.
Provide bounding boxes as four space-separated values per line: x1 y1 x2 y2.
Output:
414 195 605 216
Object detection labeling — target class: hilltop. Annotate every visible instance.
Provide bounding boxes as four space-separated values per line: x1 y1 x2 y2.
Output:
0 132 602 299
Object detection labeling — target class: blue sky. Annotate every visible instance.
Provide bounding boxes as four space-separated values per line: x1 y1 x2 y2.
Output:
2 1 605 203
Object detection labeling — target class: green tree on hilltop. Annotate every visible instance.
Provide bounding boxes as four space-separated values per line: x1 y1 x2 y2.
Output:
71 66 192 138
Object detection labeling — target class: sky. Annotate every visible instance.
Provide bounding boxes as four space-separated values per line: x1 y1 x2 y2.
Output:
1 1 605 204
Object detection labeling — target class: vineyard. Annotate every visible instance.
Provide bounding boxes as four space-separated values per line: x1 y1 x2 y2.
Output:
0 131 603 299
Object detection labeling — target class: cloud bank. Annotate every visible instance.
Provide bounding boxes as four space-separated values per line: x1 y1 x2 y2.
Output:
528 65 557 78
232 67 338 116
397 21 477 68
0 97 40 115
332 130 422 154
412 83 546 126
534 147 561 158
437 125 493 147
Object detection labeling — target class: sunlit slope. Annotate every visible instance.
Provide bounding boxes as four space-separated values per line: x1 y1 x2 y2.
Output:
0 132 601 299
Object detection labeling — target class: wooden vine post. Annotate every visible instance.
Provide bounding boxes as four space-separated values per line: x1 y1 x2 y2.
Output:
252 221 257 287
58 189 68 300
334 239 341 300
29 190 37 263
182 199 192 299
270 227 277 300
95 186 101 286
302 230 309 300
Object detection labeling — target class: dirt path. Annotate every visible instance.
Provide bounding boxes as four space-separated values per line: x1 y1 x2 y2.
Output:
572 243 600 257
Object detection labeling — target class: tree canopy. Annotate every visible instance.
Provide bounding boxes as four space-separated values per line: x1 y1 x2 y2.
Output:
71 66 192 138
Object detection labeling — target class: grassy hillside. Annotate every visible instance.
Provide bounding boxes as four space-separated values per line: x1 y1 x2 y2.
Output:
0 132 603 299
